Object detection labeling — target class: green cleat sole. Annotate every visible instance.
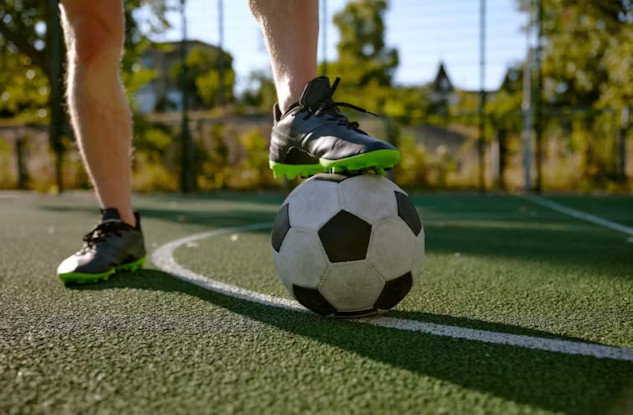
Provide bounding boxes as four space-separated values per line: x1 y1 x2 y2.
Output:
270 149 399 180
58 257 146 285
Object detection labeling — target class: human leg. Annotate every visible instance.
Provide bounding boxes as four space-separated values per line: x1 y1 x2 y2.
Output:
248 0 318 113
57 0 145 283
60 0 135 226
249 0 400 179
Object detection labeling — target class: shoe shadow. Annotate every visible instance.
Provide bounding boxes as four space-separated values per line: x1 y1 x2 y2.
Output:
73 269 633 415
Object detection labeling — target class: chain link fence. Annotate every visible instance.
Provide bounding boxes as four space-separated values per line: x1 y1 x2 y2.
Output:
0 0 631 192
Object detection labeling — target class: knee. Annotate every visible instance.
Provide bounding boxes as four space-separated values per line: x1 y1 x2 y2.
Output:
60 0 124 65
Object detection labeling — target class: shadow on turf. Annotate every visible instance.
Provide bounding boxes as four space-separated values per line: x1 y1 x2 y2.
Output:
425 221 633 280
41 204 276 230
412 194 633 280
74 269 633 415
42 197 633 280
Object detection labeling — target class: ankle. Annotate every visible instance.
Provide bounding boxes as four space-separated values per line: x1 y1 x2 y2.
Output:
278 93 301 115
111 207 136 228
276 75 317 114
120 210 137 228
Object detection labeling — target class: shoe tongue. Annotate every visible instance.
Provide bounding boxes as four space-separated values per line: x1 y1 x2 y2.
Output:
299 76 333 107
101 208 122 223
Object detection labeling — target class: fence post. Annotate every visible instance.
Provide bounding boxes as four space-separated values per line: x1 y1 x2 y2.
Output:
533 0 544 193
48 0 65 192
384 116 396 181
478 0 487 193
619 107 629 182
15 135 29 189
495 128 507 191
179 0 195 193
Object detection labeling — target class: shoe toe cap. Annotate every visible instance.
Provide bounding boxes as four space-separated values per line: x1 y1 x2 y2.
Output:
57 253 109 275
57 255 82 275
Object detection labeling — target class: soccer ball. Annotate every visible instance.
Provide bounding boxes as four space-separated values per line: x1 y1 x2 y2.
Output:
271 173 424 318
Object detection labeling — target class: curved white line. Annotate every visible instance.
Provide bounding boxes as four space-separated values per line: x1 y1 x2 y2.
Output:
152 224 633 362
523 195 633 236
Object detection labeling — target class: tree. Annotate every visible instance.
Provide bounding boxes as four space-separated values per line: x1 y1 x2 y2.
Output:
0 46 49 120
520 0 633 107
518 0 633 187
326 0 398 88
0 1 170 191
170 46 235 110
240 70 277 113
0 1 170 97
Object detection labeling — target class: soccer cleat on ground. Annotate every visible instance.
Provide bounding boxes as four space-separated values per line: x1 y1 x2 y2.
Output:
269 76 400 179
57 208 146 284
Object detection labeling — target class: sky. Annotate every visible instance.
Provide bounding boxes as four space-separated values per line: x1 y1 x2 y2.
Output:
150 0 529 92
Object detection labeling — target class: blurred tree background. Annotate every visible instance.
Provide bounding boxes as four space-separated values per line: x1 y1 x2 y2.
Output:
0 0 631 192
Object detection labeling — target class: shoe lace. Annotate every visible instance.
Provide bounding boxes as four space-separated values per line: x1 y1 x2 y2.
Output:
80 221 127 252
302 77 378 132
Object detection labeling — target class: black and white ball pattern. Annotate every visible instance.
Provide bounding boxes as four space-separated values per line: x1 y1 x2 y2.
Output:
271 173 424 317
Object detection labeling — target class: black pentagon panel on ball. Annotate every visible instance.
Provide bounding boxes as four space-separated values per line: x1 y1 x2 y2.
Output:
292 285 337 316
374 272 413 310
271 203 291 252
311 173 353 183
318 210 372 263
395 192 422 236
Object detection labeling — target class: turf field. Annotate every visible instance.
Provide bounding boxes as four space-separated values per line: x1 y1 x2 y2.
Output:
1 191 632 414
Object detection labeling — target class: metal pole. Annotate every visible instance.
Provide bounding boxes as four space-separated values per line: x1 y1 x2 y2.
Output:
16 136 28 189
321 0 328 76
180 0 194 193
478 0 487 193
48 0 64 192
619 107 629 182
217 0 225 107
534 0 544 192
522 2 533 191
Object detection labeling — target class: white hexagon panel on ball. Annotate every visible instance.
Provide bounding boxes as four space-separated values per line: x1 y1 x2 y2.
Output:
338 175 399 224
319 262 385 312
286 179 342 231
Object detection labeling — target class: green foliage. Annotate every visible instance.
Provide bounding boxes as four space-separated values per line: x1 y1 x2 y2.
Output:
197 124 231 190
486 67 524 134
0 0 169 116
233 128 276 189
0 139 14 187
0 53 49 121
131 115 179 191
171 46 236 109
515 0 633 187
331 0 398 87
316 0 423 128
382 87 431 126
0 1 49 80
519 0 633 107
240 71 277 113
392 134 430 188
601 24 633 108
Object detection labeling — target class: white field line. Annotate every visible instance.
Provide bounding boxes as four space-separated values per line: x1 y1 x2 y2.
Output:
522 195 633 237
151 224 633 362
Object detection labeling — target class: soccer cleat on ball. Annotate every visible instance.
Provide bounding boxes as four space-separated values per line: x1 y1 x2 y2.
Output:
271 173 424 317
269 76 400 179
57 208 146 284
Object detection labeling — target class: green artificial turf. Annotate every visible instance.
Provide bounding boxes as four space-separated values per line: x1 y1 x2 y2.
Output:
1 192 632 415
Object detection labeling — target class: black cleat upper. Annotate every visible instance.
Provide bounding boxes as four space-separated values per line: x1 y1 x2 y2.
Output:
269 76 397 165
57 208 146 280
